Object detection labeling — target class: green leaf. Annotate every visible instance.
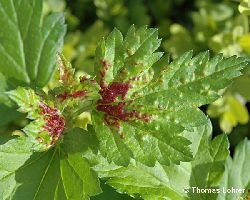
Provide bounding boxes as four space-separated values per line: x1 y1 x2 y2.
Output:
0 73 9 105
94 25 162 84
217 138 250 200
0 128 101 200
0 135 33 199
0 104 22 127
188 132 229 200
48 55 100 125
92 180 134 200
92 26 247 166
87 122 230 200
43 0 65 16
7 87 42 119
231 74 250 101
135 51 247 109
0 0 66 87
51 54 100 111
0 74 21 126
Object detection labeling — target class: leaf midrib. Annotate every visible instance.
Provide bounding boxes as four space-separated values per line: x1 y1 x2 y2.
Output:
32 149 57 200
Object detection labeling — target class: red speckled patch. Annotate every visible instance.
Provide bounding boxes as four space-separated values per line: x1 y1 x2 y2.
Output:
97 59 151 129
57 90 87 102
39 103 65 145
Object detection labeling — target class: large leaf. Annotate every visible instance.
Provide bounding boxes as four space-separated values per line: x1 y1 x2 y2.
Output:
92 26 247 166
0 135 33 199
0 128 101 200
0 0 66 87
87 122 230 200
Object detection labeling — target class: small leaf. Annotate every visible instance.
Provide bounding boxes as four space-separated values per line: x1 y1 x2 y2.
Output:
57 53 76 85
8 87 66 151
7 87 42 119
50 55 100 121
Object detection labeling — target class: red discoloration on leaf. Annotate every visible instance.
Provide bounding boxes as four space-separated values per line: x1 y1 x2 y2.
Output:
71 91 87 98
80 76 97 84
39 103 65 145
60 68 69 82
101 59 112 69
100 59 112 88
79 75 88 83
131 76 140 81
57 90 87 102
97 63 151 129
39 102 58 114
100 82 130 103
57 92 68 101
120 133 125 139
59 60 70 82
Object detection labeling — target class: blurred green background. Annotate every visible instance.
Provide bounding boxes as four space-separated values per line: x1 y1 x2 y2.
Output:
2 0 250 199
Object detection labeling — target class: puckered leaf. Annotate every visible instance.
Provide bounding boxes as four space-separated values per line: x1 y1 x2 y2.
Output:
92 26 247 166
0 128 101 200
134 51 247 108
8 87 66 151
0 0 66 87
217 138 250 200
94 25 163 84
7 87 42 119
88 121 230 200
50 54 100 115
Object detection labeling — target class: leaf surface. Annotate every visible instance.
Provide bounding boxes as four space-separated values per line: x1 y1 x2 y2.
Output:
0 0 66 87
88 122 230 200
92 26 247 166
0 129 101 200
217 138 250 200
